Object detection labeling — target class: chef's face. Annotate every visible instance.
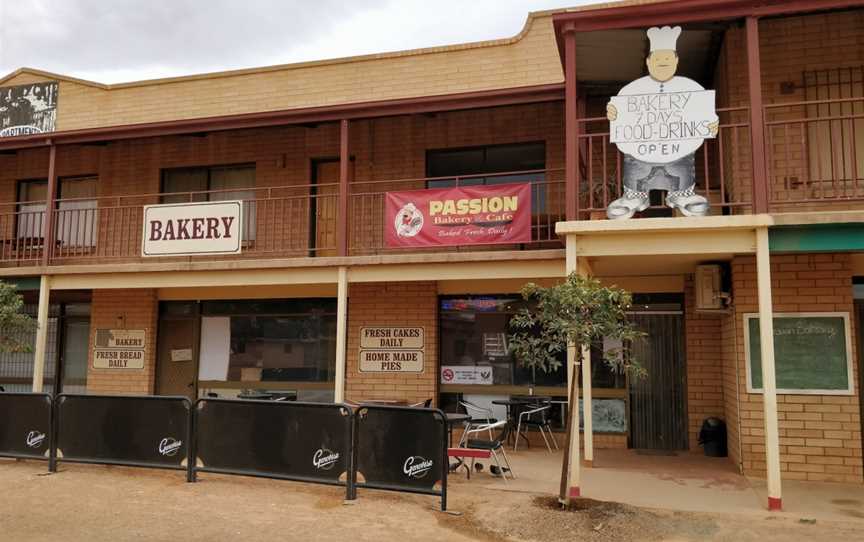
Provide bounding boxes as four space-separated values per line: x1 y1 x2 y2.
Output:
646 50 678 82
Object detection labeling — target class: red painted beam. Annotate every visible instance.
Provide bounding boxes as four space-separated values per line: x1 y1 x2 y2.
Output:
564 30 579 221
41 144 57 266
338 119 350 257
746 16 769 214
0 83 564 151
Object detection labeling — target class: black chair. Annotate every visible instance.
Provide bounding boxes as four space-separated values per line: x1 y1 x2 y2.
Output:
515 403 558 452
464 420 516 481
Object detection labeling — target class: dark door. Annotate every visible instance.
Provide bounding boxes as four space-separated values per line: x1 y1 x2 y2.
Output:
155 310 199 400
628 312 688 451
59 317 90 395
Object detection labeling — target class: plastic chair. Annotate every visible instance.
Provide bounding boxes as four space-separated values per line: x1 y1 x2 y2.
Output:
463 420 516 481
515 404 558 452
459 399 498 439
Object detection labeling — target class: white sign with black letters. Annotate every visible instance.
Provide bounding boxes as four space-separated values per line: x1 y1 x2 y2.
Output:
142 200 242 257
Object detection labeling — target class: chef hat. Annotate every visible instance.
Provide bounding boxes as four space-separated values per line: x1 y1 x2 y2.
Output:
647 26 682 52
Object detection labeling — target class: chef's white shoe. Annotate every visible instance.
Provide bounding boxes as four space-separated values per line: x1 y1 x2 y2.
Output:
606 190 649 220
666 189 709 217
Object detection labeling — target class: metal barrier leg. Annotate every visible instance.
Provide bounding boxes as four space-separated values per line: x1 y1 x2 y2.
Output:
48 398 58 473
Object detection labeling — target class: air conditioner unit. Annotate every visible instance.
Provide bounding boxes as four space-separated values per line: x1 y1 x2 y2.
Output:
695 264 727 311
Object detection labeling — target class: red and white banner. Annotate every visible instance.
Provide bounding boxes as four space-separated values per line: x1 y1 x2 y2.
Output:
384 183 531 247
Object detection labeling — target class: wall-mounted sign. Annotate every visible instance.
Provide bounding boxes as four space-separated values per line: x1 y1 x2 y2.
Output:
170 348 193 362
605 26 718 219
0 82 58 138
440 366 493 385
384 183 531 247
93 329 146 370
358 327 425 373
142 200 242 257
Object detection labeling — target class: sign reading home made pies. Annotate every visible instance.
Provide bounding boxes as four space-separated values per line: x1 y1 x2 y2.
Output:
359 327 424 373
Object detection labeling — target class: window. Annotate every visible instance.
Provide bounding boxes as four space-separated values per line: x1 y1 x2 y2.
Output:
16 177 98 246
16 180 47 239
162 165 257 240
56 176 97 247
197 300 336 384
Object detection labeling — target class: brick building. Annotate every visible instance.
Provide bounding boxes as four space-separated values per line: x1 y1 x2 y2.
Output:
0 0 863 510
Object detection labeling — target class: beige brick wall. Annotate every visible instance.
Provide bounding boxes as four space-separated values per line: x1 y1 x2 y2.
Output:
0 12 562 131
86 289 158 395
729 253 863 483
345 282 438 406
684 279 726 452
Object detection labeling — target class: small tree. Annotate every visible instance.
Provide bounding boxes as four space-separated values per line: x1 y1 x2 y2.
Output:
509 273 644 503
0 281 38 354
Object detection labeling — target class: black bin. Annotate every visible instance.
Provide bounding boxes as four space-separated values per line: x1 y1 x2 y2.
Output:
698 417 727 457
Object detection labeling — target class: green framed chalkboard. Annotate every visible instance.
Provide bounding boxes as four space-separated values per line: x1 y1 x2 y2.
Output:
744 313 853 395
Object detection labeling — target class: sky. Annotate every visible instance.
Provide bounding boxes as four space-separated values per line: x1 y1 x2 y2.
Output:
0 0 603 84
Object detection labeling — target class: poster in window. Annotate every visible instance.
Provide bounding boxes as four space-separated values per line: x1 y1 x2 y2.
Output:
0 82 59 137
384 183 531 247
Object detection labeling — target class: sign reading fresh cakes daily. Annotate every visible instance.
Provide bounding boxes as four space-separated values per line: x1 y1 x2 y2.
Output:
358 327 424 373
93 329 146 369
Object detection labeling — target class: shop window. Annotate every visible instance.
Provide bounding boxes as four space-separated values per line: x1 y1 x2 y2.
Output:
197 299 336 385
162 164 257 241
426 142 547 211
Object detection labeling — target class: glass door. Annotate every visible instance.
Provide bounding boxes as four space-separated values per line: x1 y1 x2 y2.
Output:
60 318 90 394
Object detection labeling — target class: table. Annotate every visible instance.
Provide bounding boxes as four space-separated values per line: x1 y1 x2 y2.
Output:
492 397 552 449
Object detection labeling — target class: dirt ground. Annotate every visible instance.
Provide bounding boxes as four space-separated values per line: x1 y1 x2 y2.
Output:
1 459 862 542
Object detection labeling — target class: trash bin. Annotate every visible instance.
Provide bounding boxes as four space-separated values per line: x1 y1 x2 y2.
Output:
698 417 727 457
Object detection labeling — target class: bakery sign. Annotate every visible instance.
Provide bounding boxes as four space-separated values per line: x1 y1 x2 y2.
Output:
142 200 242 257
93 329 146 370
359 327 424 373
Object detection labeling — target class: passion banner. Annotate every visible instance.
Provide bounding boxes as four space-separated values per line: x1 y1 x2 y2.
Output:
384 183 531 247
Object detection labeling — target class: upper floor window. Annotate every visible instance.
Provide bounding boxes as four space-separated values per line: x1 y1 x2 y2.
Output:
16 180 47 239
426 142 547 212
162 164 256 241
16 176 97 246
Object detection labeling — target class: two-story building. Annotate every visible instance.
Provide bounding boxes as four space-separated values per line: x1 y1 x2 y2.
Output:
1 0 863 510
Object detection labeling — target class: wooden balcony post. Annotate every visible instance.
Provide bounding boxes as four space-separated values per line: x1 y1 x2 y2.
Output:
338 119 350 256
564 25 580 221
41 143 58 266
746 16 769 214
32 275 51 392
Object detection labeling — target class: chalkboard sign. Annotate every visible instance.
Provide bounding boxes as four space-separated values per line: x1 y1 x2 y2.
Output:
745 313 852 395
578 398 627 434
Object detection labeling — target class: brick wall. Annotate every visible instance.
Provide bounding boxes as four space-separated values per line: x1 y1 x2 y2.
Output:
86 289 158 395
345 282 438 406
684 278 726 452
729 253 863 483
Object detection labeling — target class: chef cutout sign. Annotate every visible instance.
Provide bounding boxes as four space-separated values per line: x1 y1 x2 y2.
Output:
606 26 718 219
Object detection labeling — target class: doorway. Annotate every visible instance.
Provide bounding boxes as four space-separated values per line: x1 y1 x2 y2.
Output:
310 158 352 257
627 300 688 451
155 302 200 400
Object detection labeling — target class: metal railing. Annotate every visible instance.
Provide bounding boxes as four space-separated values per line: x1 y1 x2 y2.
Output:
347 168 565 255
574 106 753 218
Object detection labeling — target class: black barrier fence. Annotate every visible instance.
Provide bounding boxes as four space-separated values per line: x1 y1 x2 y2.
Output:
194 399 354 497
53 394 193 480
0 393 53 464
353 405 448 510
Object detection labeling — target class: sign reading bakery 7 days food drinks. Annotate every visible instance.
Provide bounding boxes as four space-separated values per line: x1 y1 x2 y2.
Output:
384 183 531 247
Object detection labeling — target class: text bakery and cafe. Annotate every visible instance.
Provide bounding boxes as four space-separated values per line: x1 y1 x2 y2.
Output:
1 0 864 506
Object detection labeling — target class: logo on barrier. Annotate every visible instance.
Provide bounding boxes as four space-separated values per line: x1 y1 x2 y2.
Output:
158 437 183 457
313 448 340 471
26 431 46 449
403 456 433 479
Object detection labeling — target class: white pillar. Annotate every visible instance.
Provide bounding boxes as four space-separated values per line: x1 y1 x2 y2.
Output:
755 227 782 511
564 235 582 501
581 344 593 465
32 275 51 393
334 266 348 403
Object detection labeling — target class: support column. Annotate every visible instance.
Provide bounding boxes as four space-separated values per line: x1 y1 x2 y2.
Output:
562 235 581 501
32 275 51 392
41 144 58 266
755 227 782 511
563 25 579 221
746 16 769 214
581 344 593 466
337 119 350 257
334 266 349 403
